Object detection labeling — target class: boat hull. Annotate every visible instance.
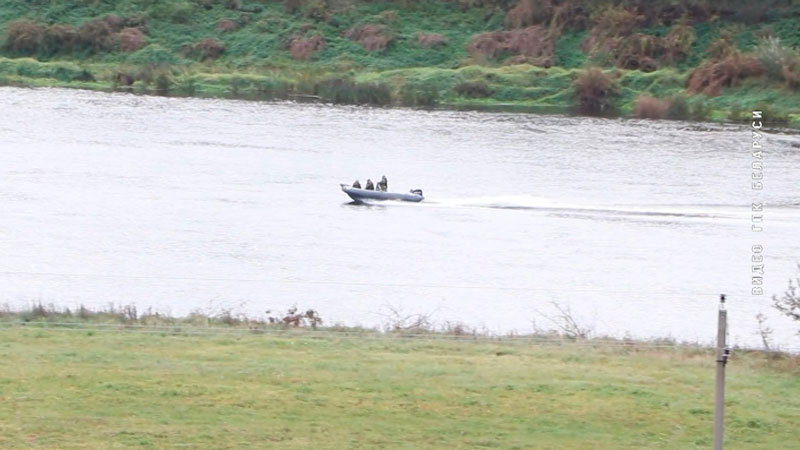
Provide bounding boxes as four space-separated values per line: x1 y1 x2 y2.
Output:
341 184 424 202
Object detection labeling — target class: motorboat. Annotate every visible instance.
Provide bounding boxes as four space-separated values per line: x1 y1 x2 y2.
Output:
340 184 424 202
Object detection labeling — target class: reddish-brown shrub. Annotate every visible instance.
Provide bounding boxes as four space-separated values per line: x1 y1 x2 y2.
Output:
77 18 115 53
706 32 736 60
119 27 145 52
634 95 671 119
3 19 45 53
467 26 553 66
573 67 618 115
44 24 77 54
194 38 225 61
505 0 552 29
614 33 663 71
216 19 238 32
225 0 241 10
581 6 642 55
416 33 448 48
782 55 800 89
343 24 392 52
289 34 325 60
686 55 764 96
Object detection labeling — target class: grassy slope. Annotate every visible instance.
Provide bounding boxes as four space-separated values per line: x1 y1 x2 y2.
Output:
0 326 798 449
0 1 799 124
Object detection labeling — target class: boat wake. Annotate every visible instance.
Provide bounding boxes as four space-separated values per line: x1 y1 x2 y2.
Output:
426 195 746 221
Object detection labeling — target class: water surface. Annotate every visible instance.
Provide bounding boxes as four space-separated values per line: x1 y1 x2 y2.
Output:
1 87 799 348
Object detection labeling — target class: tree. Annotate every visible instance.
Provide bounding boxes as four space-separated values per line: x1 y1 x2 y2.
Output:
773 265 800 327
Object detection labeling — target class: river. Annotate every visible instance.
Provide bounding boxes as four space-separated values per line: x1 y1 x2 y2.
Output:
1 87 799 349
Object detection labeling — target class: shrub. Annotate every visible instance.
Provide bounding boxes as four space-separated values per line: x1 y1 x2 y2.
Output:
665 94 690 120
416 33 448 48
315 77 391 105
102 14 125 32
454 80 492 98
224 0 241 10
467 26 553 66
633 95 670 119
686 54 764 96
289 34 325 60
43 24 77 54
216 19 238 32
573 67 617 115
193 38 225 60
663 24 694 64
127 44 179 68
757 37 789 81
378 10 398 24
782 54 800 89
149 1 194 24
284 0 302 14
77 18 115 53
3 19 45 54
505 0 552 29
119 27 145 52
343 24 392 52
124 13 148 29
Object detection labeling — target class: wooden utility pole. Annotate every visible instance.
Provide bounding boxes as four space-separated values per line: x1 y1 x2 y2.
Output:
713 294 730 450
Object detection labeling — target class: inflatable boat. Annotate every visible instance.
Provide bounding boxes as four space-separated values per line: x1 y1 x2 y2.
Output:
340 184 424 202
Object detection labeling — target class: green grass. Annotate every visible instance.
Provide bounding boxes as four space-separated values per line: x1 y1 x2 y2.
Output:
0 325 797 449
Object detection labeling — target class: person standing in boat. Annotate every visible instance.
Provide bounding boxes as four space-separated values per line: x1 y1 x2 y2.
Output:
352 180 361 189
365 179 374 190
377 175 388 192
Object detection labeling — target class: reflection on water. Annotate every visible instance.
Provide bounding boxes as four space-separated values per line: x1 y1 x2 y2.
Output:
1 87 799 349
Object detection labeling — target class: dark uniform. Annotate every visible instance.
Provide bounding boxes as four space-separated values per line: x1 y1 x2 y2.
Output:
377 175 388 192
352 180 361 189
365 179 374 190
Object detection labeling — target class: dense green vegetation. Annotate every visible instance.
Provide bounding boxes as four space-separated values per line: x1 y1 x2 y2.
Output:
1 322 798 449
1 0 799 124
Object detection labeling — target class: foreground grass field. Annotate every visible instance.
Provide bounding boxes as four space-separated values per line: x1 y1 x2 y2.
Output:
0 326 797 449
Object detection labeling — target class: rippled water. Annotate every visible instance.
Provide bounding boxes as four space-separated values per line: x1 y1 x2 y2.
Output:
1 87 799 348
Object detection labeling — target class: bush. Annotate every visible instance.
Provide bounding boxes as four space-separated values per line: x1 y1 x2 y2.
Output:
782 54 800 89
77 18 115 53
343 24 392 52
225 0 241 10
573 67 617 115
149 1 195 24
505 0 552 29
127 44 179 68
119 27 145 52
193 38 225 61
757 37 789 81
315 77 391 105
454 80 492 98
633 95 670 119
467 26 553 66
416 33 448 48
216 19 238 32
686 54 764 96
288 34 325 60
3 19 45 54
665 94 690 120
43 24 77 54
663 24 695 64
